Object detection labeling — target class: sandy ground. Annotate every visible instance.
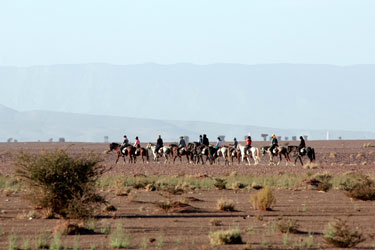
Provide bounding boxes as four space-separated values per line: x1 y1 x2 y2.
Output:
0 140 375 249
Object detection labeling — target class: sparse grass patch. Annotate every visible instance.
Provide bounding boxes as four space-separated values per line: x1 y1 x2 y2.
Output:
250 186 276 211
216 198 235 211
109 223 131 249
34 232 50 250
209 229 243 245
323 218 365 248
8 233 18 250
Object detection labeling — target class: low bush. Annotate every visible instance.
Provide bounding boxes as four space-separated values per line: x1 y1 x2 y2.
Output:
16 149 107 219
323 218 365 248
340 173 375 200
216 198 235 211
275 217 299 234
308 173 332 192
214 178 227 190
250 186 276 211
209 229 243 245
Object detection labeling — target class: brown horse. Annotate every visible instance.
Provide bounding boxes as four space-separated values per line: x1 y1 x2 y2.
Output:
134 147 149 163
169 144 191 163
261 146 291 166
106 143 136 164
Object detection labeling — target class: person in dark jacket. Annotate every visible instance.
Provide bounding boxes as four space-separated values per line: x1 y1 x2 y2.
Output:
178 136 186 151
155 135 163 153
202 134 209 146
233 137 238 149
269 134 278 154
298 136 306 154
199 135 203 144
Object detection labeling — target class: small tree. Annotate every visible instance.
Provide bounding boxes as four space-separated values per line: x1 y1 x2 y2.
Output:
16 149 107 219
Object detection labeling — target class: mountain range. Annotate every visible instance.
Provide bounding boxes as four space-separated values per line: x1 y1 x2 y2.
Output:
0 104 374 142
0 63 374 142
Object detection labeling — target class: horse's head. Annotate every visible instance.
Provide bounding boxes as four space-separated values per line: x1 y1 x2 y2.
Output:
146 143 152 149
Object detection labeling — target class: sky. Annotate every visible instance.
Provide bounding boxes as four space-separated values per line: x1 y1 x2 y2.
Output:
1 0 375 66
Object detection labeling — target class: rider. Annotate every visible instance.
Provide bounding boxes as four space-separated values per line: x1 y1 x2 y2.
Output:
270 134 278 154
246 136 252 152
202 134 209 147
215 137 223 149
178 136 186 152
233 137 238 149
199 135 203 144
134 136 140 148
155 135 163 153
298 136 306 154
123 135 129 146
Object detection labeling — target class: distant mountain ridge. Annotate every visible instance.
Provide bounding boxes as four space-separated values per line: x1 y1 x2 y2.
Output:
0 104 374 142
0 63 374 135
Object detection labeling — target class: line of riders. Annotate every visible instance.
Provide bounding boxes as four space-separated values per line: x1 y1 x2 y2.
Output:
107 133 315 166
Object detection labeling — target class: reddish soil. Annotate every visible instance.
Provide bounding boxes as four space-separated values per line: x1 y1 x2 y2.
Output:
0 140 375 249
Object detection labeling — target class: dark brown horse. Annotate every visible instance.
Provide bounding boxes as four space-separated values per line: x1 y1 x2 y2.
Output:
106 143 136 164
134 147 149 163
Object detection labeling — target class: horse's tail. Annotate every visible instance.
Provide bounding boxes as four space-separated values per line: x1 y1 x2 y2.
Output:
256 148 260 160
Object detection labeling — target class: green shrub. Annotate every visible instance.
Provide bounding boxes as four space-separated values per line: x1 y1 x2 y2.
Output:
209 229 243 245
16 149 106 219
309 173 332 192
340 173 375 200
214 178 227 190
250 186 276 210
323 218 365 248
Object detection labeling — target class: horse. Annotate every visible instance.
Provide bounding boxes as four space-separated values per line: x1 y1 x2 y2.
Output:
229 146 241 164
295 147 316 165
237 144 260 165
146 143 171 163
188 142 204 164
216 146 230 165
106 142 136 164
170 144 192 163
261 146 291 166
134 147 149 163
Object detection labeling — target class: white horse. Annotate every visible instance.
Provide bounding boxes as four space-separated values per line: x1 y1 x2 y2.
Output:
237 144 260 165
216 146 230 165
146 143 171 163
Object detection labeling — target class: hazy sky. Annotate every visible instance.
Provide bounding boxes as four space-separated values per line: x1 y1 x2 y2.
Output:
1 0 374 66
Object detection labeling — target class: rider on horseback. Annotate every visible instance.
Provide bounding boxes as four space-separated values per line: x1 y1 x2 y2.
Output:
199 135 203 144
155 135 163 153
233 137 238 149
298 136 306 154
246 136 252 152
120 135 130 152
178 136 186 153
202 134 209 147
215 137 222 149
270 134 278 155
